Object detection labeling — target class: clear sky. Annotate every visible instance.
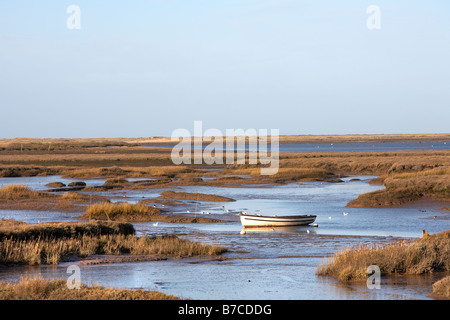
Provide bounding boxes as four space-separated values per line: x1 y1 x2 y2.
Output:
1 0 449 138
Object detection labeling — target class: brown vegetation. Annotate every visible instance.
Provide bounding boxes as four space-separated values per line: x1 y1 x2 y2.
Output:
0 184 109 212
0 219 227 266
430 275 450 300
317 230 450 282
80 202 161 222
0 276 180 300
347 167 450 207
0 219 134 240
80 201 225 224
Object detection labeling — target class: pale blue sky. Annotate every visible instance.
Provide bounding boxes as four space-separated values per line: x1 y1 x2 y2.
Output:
1 1 449 138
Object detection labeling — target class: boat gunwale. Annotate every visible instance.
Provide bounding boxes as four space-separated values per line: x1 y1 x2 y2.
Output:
239 214 317 222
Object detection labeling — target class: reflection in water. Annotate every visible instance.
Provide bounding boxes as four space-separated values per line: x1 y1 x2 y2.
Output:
241 226 317 234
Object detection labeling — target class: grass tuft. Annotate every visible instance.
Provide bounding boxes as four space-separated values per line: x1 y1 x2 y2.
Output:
0 276 179 300
0 184 52 200
317 230 450 282
430 275 450 300
81 202 161 222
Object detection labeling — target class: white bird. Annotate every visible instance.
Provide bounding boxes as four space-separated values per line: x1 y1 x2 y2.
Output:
343 212 349 216
186 210 190 213
153 222 158 227
206 212 210 215
306 230 310 234
328 216 332 220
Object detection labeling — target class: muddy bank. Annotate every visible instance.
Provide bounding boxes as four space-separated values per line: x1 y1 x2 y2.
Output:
158 190 235 202
347 171 450 207
78 254 167 265
0 276 180 300
78 254 226 266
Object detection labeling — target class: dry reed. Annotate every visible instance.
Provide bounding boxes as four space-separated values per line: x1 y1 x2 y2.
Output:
317 230 450 282
0 220 227 266
0 276 179 300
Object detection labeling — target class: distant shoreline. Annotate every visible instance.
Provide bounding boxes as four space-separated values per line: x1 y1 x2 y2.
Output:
1 133 449 147
130 133 450 145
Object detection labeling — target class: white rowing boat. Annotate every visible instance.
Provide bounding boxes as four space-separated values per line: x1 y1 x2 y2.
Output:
240 213 316 228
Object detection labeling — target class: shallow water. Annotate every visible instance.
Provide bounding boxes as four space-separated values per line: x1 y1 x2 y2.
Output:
0 175 449 300
4 258 440 300
0 175 107 190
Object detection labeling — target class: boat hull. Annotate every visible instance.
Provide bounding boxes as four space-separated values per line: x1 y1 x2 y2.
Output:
240 214 316 228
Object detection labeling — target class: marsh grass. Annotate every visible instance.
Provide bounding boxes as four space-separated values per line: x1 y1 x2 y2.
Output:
0 234 226 265
81 202 161 222
0 220 226 266
430 275 450 299
317 230 450 282
272 168 331 181
0 184 53 200
0 275 180 300
62 166 191 179
347 166 450 207
0 219 135 240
